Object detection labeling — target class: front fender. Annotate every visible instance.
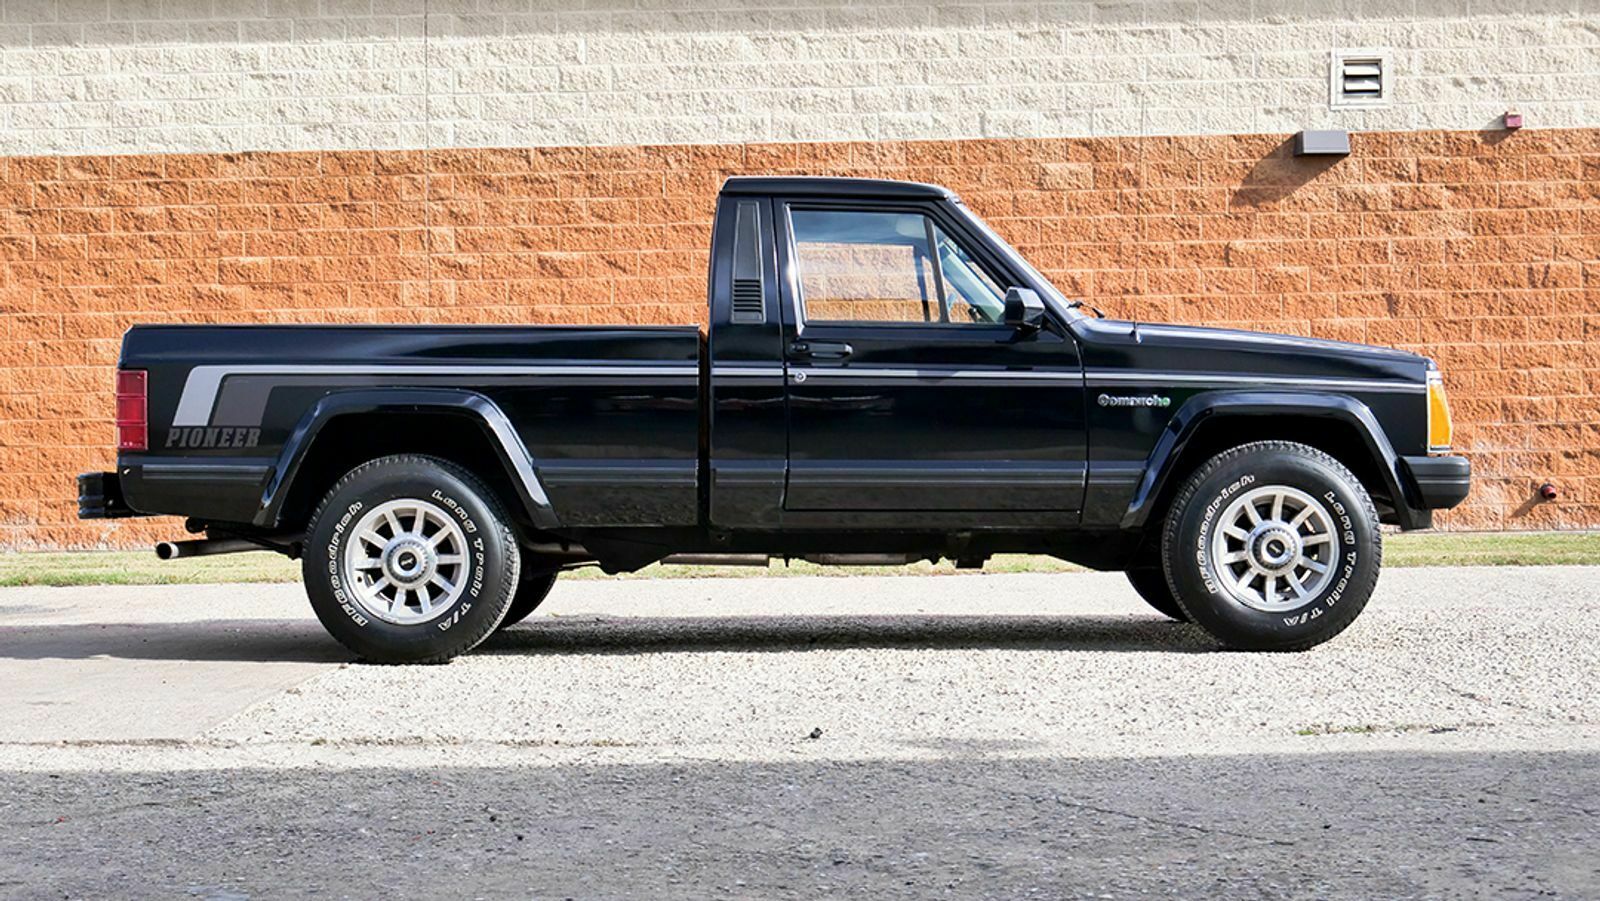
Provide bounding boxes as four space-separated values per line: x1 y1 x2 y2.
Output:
254 388 559 530
1121 390 1415 530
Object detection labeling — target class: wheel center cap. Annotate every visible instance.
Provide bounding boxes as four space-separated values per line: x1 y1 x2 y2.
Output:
383 538 435 587
1248 523 1301 572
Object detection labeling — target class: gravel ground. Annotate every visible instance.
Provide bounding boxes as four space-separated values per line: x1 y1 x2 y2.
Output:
2 566 1597 897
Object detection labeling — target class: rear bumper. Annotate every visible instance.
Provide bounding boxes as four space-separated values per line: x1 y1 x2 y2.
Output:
1399 455 1471 511
78 471 139 519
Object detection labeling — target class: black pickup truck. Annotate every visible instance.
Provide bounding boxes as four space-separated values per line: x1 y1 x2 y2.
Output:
80 176 1469 662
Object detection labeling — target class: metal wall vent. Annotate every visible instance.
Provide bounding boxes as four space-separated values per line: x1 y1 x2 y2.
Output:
730 201 765 324
1331 50 1391 109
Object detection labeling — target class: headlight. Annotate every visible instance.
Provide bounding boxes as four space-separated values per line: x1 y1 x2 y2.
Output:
1427 369 1453 454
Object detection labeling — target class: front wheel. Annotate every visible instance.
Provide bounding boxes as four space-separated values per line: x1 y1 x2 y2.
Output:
1162 441 1381 651
1125 566 1190 622
302 455 521 664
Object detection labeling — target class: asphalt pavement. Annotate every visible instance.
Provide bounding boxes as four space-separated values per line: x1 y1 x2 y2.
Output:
2 566 1597 898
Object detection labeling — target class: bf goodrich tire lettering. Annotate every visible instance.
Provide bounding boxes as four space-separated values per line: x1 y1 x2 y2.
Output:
302 455 521 664
1161 441 1381 651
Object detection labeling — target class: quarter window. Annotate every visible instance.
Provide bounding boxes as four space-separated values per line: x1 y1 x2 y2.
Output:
789 208 1007 325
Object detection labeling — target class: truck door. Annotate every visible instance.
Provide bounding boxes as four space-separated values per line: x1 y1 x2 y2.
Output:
776 200 1086 517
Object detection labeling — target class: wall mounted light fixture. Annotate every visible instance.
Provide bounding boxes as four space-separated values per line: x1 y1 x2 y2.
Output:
1293 129 1351 157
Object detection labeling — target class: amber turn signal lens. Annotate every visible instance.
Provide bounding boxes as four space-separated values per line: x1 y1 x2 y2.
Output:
1426 370 1453 454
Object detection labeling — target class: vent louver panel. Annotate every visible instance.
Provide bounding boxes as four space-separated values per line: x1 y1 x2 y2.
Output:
732 279 764 320
1341 60 1383 97
729 201 765 324
1330 50 1390 109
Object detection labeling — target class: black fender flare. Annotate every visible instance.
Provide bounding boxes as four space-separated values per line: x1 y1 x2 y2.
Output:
253 388 559 530
1121 390 1418 530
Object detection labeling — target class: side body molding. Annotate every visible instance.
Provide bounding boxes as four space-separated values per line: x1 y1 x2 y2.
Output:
255 389 559 530
1120 390 1411 530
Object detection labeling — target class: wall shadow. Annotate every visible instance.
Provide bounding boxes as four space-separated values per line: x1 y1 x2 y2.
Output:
3 750 1596 896
1229 135 1345 208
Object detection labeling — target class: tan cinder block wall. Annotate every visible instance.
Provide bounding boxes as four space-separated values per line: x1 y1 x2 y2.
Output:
2 4 1598 154
4 127 1597 548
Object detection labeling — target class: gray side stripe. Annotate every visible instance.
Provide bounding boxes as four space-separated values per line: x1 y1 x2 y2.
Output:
1084 370 1425 393
710 366 785 379
722 366 1421 393
177 363 1420 426
792 368 1079 381
173 364 697 427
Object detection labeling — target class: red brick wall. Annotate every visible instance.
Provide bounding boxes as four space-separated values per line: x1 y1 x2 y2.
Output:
2 128 1596 548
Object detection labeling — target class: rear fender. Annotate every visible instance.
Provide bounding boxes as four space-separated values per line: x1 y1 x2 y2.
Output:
1121 390 1414 530
255 388 559 530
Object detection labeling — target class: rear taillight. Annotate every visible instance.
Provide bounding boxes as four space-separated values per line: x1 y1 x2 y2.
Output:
115 369 147 451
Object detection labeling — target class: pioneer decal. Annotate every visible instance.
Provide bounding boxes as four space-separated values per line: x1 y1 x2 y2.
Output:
164 426 261 449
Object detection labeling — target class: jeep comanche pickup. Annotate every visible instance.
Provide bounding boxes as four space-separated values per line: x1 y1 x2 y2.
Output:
79 176 1470 663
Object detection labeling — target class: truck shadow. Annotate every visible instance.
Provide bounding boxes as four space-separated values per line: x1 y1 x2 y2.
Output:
0 621 346 663
484 613 1215 656
0 613 1212 663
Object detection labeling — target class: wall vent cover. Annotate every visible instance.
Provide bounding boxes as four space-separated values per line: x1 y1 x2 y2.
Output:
1330 49 1391 109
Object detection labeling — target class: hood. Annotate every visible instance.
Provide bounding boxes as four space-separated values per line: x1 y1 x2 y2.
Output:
1072 317 1430 384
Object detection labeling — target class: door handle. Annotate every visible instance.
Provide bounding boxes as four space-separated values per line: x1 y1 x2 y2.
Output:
789 340 853 360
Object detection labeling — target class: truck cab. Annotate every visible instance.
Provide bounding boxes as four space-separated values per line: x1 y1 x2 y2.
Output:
81 176 1470 663
707 178 1088 531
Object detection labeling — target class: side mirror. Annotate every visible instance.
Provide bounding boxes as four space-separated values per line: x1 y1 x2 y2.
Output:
1003 287 1046 332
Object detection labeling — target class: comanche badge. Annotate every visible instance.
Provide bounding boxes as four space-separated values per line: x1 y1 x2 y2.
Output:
1098 393 1171 408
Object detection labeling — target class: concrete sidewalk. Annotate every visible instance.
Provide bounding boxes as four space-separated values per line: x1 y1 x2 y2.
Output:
2 566 1597 758
1 566 1597 897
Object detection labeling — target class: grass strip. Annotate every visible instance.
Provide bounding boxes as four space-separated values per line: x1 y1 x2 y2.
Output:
2 531 1595 588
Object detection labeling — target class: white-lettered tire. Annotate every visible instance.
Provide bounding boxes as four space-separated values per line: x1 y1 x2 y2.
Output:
497 567 558 630
301 454 521 664
1124 566 1190 622
1161 440 1381 651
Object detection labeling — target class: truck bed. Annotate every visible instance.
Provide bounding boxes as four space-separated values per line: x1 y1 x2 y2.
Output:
119 324 705 529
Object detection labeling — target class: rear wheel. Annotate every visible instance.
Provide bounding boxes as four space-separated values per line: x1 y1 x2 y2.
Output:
302 455 521 664
497 567 558 630
1162 441 1380 651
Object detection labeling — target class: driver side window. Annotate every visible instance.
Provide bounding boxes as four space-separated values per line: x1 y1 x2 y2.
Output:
789 208 1007 325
